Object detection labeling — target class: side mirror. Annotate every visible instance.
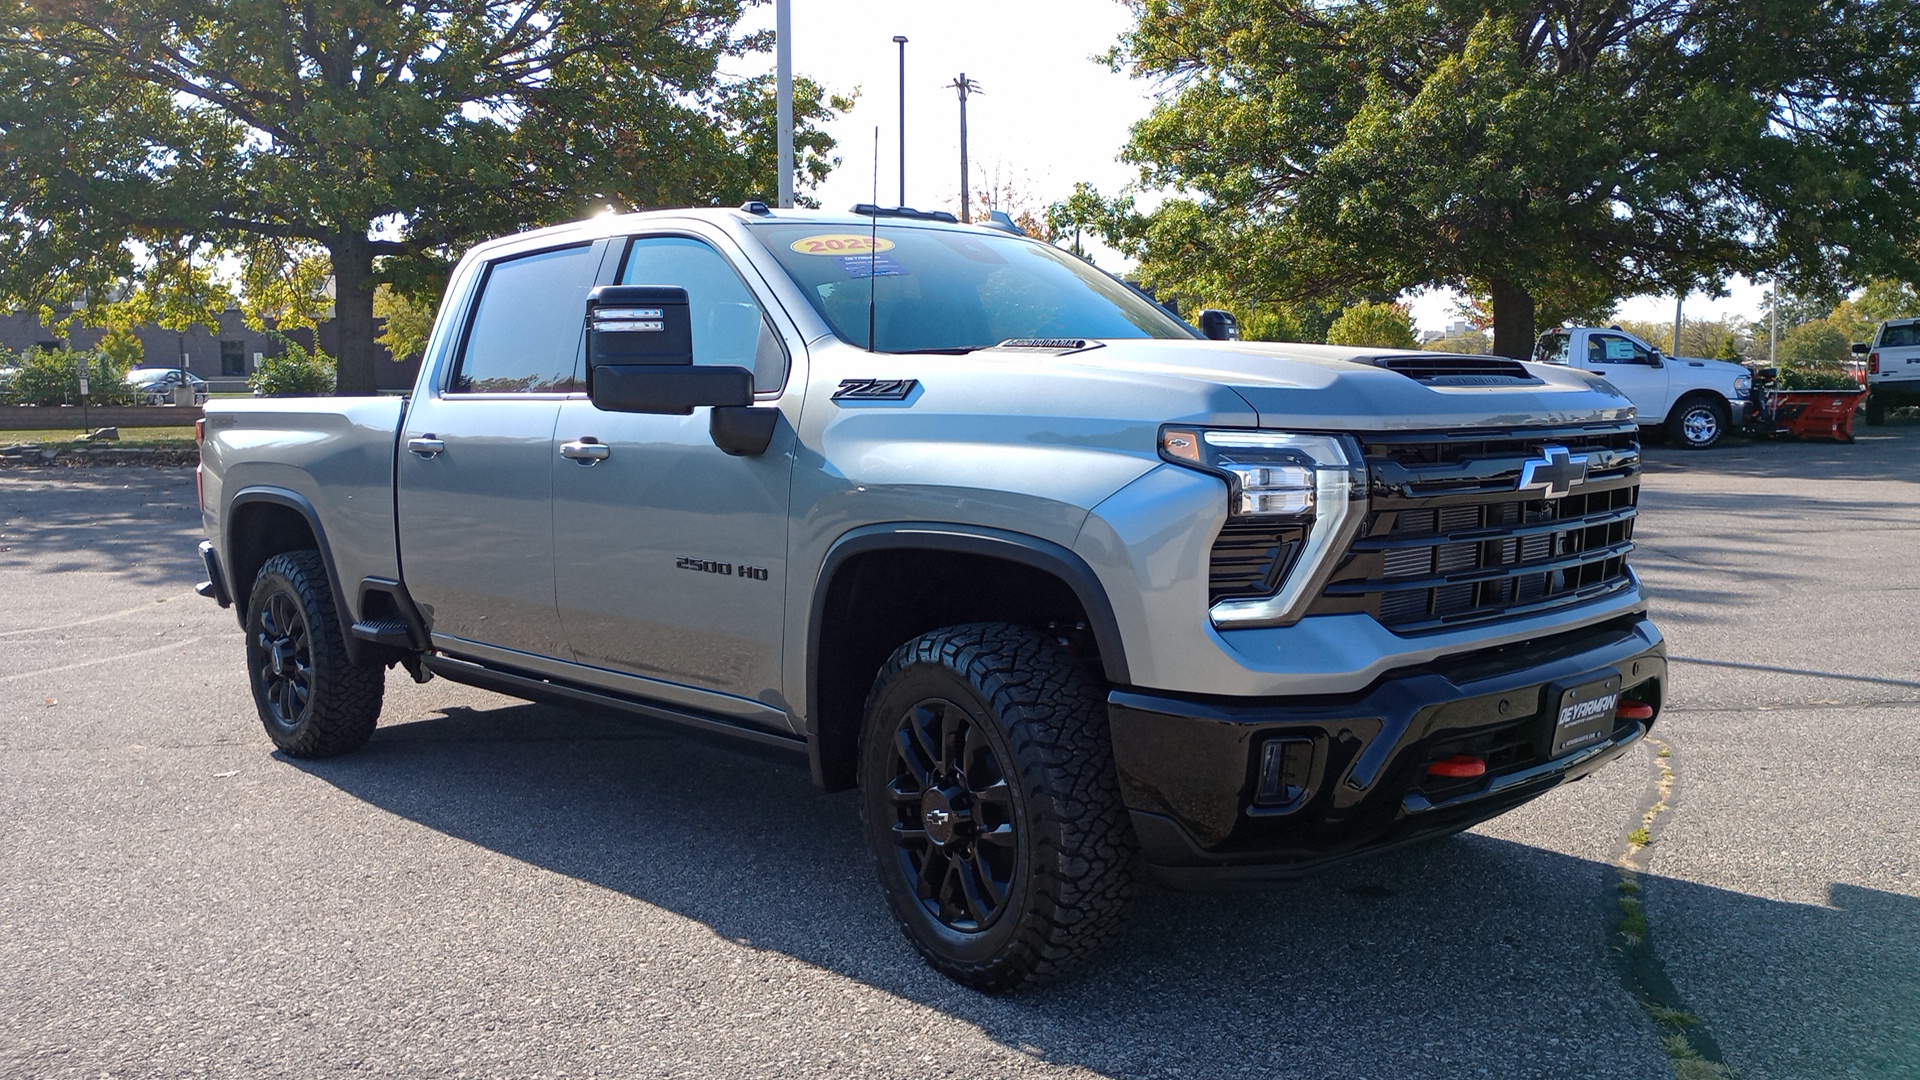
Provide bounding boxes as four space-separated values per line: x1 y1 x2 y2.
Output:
1851 342 1869 356
1197 309 1241 341
1647 350 1664 368
585 283 778 456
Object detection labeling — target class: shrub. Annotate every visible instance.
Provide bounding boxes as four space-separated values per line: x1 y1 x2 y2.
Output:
3 347 138 406
1775 362 1858 390
249 337 336 396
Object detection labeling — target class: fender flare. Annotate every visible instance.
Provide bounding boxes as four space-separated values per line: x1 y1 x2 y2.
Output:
224 486 363 663
805 523 1132 788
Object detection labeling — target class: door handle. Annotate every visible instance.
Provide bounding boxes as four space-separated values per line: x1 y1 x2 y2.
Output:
407 435 445 458
560 438 611 463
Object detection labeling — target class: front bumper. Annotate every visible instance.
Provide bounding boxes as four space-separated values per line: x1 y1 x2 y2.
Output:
1109 615 1665 887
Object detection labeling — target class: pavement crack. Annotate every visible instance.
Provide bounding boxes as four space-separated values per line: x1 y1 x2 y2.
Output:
1609 734 1735 1079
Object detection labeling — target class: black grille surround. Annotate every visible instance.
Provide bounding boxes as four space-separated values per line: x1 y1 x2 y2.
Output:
1303 423 1641 633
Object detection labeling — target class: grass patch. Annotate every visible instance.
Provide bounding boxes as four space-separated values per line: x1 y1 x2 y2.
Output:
1657 746 1673 758
1647 1003 1700 1029
0 426 197 449
1618 896 1650 940
1664 1033 1732 1079
1628 826 1651 846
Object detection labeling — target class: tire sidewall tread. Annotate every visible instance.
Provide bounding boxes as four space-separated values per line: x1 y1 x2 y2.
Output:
859 622 1138 993
244 550 383 759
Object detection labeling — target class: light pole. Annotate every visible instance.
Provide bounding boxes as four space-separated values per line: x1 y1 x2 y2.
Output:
776 0 793 208
892 36 907 207
947 73 982 222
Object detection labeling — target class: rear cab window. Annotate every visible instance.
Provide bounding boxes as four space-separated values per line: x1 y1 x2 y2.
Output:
1878 321 1920 349
451 243 601 393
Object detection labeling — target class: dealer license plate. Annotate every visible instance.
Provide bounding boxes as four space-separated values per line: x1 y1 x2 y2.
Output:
1551 673 1622 756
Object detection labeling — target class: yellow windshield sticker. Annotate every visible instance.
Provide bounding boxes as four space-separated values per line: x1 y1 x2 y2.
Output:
789 234 895 256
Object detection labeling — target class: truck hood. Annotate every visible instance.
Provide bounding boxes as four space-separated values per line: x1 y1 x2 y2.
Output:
1669 355 1750 382
1025 338 1638 430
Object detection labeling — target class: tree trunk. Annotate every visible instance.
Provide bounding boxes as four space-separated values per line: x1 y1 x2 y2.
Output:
329 230 377 395
1488 278 1537 361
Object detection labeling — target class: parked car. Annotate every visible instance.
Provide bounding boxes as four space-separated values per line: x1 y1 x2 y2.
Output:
127 367 210 405
1533 326 1752 449
196 206 1666 991
1852 318 1920 424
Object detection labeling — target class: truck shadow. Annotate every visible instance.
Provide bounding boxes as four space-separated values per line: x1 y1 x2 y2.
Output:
0 466 205 586
291 701 1919 1079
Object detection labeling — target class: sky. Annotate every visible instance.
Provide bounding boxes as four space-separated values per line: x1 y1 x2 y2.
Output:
738 0 1770 334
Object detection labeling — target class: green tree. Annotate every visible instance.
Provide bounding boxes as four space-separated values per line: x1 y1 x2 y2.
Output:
1425 330 1493 354
1779 320 1852 366
1107 0 1920 359
1 0 849 393
1326 302 1419 349
374 286 437 365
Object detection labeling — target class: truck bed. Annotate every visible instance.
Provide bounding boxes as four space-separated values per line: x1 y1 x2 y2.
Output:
199 396 408 619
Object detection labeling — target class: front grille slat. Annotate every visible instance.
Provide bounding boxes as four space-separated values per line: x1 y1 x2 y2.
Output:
1305 424 1640 633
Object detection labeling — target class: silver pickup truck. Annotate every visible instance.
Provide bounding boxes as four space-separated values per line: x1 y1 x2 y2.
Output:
196 206 1667 991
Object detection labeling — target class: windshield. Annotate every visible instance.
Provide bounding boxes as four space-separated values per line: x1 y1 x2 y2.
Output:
754 223 1193 352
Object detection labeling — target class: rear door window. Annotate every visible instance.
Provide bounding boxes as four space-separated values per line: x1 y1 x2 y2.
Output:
452 243 600 393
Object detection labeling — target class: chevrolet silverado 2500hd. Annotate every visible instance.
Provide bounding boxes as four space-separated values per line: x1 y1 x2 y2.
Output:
196 206 1668 991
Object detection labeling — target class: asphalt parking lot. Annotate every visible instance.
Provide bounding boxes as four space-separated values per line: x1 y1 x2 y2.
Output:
2 425 1916 1080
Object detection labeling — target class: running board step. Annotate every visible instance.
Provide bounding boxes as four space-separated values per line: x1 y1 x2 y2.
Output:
350 619 414 646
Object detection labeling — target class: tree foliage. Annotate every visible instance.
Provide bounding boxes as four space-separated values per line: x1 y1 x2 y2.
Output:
1 0 850 392
1325 301 1419 349
1106 0 1920 358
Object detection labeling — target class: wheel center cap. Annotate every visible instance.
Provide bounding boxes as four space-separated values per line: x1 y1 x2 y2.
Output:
269 640 292 677
921 787 969 847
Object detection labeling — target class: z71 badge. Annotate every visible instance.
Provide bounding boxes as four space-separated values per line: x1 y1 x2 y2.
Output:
832 378 918 402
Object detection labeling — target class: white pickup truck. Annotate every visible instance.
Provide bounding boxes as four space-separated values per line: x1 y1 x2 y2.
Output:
1853 318 1920 425
1533 327 1751 449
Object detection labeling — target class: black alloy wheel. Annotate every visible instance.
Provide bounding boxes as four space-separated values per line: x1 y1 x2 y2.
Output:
883 697 1019 933
860 622 1137 992
256 588 313 729
244 550 384 758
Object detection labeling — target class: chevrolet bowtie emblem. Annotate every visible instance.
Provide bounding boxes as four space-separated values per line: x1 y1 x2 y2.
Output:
1518 445 1590 499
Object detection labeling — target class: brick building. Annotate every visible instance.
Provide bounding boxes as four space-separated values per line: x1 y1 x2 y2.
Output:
0 307 420 393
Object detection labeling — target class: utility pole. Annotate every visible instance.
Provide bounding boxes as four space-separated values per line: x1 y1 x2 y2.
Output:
776 0 793 208
1769 286 1778 365
1672 291 1684 356
892 36 908 207
947 74 982 222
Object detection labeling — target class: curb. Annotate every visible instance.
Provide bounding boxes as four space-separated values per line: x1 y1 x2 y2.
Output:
0 445 198 468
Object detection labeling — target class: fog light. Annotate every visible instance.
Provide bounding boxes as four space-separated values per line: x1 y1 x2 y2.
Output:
1256 737 1315 808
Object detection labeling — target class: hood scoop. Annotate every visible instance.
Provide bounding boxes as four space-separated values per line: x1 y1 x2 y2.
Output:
1360 354 1540 386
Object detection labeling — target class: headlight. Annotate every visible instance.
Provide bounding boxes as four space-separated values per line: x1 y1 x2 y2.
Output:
1160 427 1368 627
1734 373 1752 395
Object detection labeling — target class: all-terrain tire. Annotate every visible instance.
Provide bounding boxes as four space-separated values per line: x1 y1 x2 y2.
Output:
859 622 1138 993
245 550 383 758
1666 394 1729 450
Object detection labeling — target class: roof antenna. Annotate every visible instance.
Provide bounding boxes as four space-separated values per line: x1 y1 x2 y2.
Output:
868 125 880 353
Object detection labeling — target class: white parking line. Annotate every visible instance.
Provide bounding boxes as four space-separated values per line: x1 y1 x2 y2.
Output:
1 636 205 683
0 592 198 639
